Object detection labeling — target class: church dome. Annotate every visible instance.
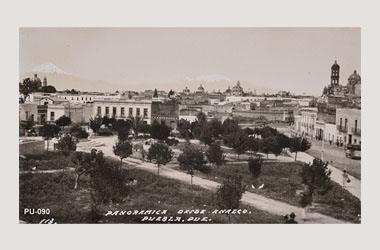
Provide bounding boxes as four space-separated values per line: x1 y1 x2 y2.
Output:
348 70 361 83
197 84 204 91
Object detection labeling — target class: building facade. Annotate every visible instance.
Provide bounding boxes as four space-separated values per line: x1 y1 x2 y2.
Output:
336 108 361 146
93 99 152 124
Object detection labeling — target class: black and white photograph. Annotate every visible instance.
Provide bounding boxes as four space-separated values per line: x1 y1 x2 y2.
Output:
2 0 380 249
18 27 361 224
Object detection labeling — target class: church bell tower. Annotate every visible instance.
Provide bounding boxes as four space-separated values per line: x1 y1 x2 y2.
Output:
331 60 340 86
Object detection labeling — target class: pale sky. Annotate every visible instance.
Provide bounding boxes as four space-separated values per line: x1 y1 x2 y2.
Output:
19 28 360 95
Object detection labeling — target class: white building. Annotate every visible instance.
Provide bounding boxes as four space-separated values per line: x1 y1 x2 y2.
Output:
293 108 318 138
336 108 361 146
93 99 152 124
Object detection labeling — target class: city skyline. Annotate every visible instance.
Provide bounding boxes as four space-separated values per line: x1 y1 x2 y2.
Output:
20 28 360 95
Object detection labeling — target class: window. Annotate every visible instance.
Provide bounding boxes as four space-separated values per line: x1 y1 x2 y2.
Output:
136 108 140 116
355 120 358 132
339 118 342 128
31 114 34 122
77 97 79 101
129 108 133 116
50 112 55 121
121 107 125 117
97 106 101 116
344 118 347 129
143 108 148 117
25 111 30 121
105 107 109 115
112 107 117 117
82 97 84 100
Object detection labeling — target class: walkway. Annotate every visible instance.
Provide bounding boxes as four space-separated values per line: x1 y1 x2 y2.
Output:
288 151 361 200
77 136 346 224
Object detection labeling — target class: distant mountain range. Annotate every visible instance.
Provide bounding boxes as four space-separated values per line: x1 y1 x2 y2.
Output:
20 63 279 94
20 63 124 93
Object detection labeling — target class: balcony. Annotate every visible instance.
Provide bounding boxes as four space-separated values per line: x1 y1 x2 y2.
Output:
351 128 361 135
337 126 347 132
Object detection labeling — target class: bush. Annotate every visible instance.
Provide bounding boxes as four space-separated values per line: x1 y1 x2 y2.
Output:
248 157 263 179
97 127 114 136
69 124 89 139
56 134 77 156
165 138 179 146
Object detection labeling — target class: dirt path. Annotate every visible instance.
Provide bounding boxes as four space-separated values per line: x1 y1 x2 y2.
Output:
77 137 347 224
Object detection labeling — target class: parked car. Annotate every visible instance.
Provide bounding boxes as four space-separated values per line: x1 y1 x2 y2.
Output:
345 144 361 160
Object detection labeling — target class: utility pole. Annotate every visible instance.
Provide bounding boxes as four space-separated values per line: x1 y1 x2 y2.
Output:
321 130 324 161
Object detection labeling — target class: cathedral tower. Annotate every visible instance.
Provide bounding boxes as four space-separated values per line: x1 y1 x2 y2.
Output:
331 60 340 86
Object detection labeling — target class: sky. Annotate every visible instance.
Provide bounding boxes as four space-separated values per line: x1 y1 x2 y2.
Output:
19 28 360 95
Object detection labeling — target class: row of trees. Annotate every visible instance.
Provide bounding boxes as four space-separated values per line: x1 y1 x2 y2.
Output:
89 115 170 140
178 113 310 161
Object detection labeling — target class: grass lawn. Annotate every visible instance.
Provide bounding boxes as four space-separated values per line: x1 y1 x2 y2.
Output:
19 153 282 224
19 151 75 171
180 161 361 223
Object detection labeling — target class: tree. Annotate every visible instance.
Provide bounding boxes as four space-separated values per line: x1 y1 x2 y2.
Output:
69 124 89 139
216 175 246 209
112 119 129 132
248 157 263 184
128 116 144 138
270 138 283 157
147 142 173 178
299 158 332 218
113 119 131 141
117 127 130 142
199 119 223 145
222 118 240 136
19 78 40 102
89 116 103 135
256 126 278 138
229 130 249 158
276 133 291 151
56 134 77 156
39 124 61 151
150 121 170 141
113 140 133 170
138 122 151 136
261 136 277 159
207 119 223 139
199 128 214 146
177 119 192 139
206 142 225 167
244 127 255 135
40 85 57 93
196 112 207 126
71 151 95 189
102 115 111 126
178 145 208 185
109 117 117 126
190 120 202 139
245 137 260 155
55 115 72 128
289 136 311 161
89 153 129 207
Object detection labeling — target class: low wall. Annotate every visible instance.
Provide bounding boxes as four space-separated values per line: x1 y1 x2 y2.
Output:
19 140 45 155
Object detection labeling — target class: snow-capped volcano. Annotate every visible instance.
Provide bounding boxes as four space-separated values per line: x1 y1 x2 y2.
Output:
184 74 232 83
32 62 72 75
